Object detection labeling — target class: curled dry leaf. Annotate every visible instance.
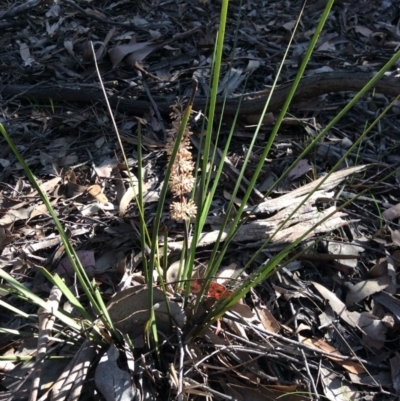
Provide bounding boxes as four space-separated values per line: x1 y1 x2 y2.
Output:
166 259 184 283
119 186 137 216
87 185 109 204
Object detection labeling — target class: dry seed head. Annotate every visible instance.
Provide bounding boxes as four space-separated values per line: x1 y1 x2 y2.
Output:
166 103 197 221
170 198 197 221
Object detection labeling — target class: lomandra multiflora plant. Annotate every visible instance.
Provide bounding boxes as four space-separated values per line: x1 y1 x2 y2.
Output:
165 103 197 222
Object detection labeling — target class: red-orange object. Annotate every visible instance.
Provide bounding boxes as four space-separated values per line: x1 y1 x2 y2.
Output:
190 279 233 299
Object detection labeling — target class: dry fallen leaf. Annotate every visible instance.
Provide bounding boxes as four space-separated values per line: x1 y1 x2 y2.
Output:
27 177 61 197
215 263 240 284
354 25 373 37
221 378 309 401
0 228 14 247
288 159 312 181
368 257 387 278
107 286 185 348
119 185 139 216
312 282 387 346
382 202 400 221
390 352 400 394
18 40 34 66
345 276 391 307
54 250 95 284
87 185 109 204
255 305 280 333
28 203 49 221
108 41 159 68
320 366 358 401
95 343 137 401
373 292 400 322
389 227 400 247
299 335 365 374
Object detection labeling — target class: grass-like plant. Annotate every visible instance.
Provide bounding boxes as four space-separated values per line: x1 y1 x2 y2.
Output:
1 0 400 399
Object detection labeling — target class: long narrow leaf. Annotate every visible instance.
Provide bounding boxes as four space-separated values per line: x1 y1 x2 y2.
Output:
0 269 82 332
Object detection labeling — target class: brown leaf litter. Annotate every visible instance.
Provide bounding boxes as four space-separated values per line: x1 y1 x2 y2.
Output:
1 0 400 400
